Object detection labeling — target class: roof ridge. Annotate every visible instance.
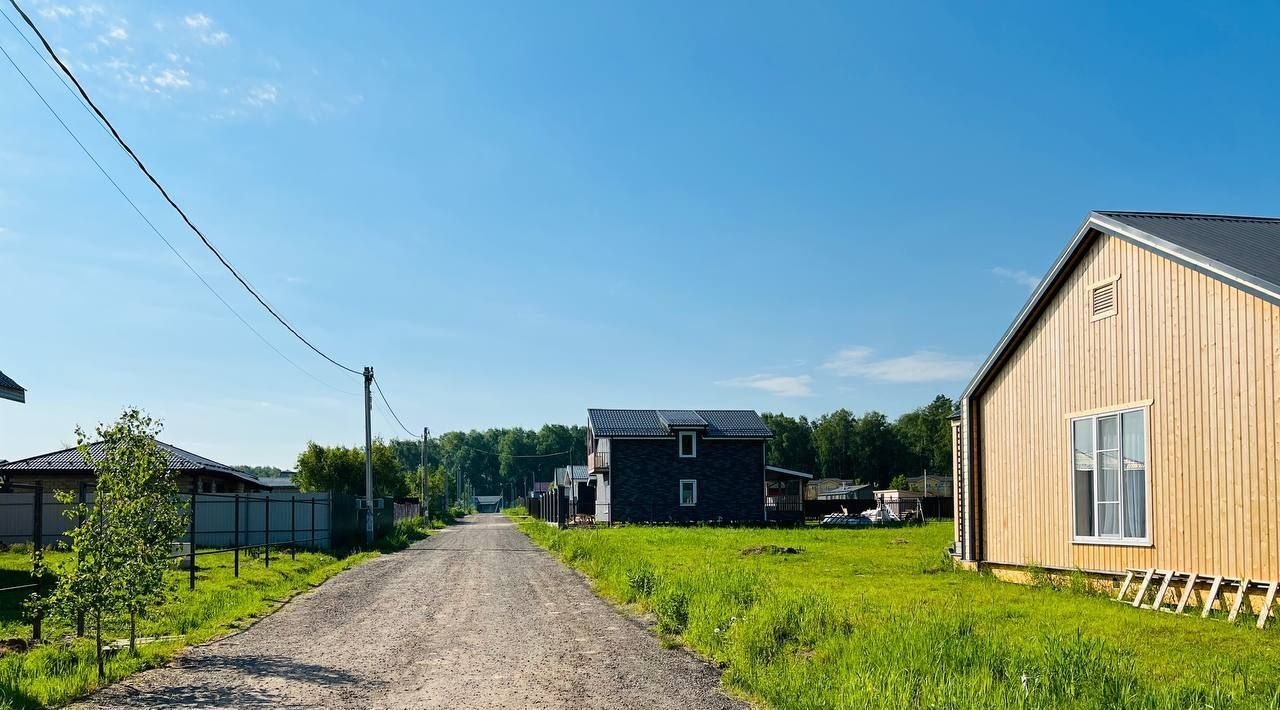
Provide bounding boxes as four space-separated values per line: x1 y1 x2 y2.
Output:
1097 210 1280 223
0 442 86 467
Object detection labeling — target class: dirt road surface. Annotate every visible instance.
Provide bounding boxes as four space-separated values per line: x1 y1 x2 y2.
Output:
72 514 747 709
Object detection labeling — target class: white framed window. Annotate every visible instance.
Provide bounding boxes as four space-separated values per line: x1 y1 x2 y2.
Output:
1071 406 1148 545
679 479 697 506
679 431 697 458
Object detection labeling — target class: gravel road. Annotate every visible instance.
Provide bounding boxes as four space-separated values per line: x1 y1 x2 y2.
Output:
72 514 747 710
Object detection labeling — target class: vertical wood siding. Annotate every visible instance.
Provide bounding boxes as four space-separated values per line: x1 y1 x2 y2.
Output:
978 232 1280 579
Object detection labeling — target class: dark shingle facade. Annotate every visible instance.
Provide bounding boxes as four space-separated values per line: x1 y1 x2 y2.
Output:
608 437 764 523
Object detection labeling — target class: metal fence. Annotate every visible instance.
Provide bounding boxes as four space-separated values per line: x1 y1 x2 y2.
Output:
0 482 402 642
0 487 334 549
393 501 423 523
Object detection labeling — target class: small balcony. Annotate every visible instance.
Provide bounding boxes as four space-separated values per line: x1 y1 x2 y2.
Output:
588 450 610 471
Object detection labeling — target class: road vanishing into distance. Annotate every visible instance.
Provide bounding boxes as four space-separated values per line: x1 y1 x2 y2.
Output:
72 514 745 709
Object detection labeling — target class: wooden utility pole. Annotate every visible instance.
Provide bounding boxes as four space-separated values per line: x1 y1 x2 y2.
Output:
363 366 375 545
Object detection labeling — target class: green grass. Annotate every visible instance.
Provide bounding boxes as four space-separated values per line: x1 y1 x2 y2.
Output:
0 515 435 709
517 521 1280 709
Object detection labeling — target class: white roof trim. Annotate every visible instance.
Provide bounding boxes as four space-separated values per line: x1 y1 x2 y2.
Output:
765 465 814 479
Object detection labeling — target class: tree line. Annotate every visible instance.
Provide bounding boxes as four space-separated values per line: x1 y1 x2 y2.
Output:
282 395 955 503
287 425 588 510
763 394 956 489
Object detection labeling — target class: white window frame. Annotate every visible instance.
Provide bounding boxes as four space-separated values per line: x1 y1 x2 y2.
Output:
1069 404 1151 547
679 479 697 506
678 431 697 458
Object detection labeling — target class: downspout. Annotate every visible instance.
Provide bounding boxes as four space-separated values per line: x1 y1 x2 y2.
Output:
961 396 977 562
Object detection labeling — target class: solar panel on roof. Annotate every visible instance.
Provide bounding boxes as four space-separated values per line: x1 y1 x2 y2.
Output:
656 410 708 428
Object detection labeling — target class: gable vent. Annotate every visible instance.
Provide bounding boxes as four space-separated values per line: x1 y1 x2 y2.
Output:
1090 279 1118 320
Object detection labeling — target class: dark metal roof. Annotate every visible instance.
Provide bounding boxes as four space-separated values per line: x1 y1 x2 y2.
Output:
1096 211 1280 296
0 440 263 486
588 409 773 438
0 369 24 404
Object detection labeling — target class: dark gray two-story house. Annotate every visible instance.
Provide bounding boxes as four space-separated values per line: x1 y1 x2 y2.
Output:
586 408 808 524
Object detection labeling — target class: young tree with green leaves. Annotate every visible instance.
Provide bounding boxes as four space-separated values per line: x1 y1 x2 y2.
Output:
38 408 188 677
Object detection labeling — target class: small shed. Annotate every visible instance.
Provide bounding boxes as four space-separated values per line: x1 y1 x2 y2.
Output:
473 495 503 513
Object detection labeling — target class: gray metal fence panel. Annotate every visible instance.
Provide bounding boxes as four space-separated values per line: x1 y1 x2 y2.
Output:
0 490 333 550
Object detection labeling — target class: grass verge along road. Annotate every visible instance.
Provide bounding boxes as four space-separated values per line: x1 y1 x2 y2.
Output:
519 520 1280 708
0 517 432 709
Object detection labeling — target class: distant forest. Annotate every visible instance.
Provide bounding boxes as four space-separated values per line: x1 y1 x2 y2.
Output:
260 395 956 499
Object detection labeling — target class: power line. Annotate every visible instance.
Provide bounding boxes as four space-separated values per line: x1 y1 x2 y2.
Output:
8 0 361 377
0 34 356 397
371 376 418 440
0 5 108 137
462 446 571 459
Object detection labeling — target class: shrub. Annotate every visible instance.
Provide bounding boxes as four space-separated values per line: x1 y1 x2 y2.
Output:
652 581 691 634
625 564 657 600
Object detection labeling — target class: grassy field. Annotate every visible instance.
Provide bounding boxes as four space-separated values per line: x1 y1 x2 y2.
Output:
519 521 1280 709
0 516 435 709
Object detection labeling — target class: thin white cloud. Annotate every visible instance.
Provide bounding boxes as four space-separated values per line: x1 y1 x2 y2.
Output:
76 4 104 23
245 83 278 106
716 374 814 397
150 68 190 89
822 347 976 383
992 266 1040 291
39 5 73 20
203 30 229 47
101 25 127 41
181 13 229 46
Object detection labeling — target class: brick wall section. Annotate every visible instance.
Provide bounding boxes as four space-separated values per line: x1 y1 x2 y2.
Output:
610 435 765 522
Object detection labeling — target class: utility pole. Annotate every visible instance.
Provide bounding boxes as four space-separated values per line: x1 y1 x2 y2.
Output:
363 366 375 545
421 427 430 521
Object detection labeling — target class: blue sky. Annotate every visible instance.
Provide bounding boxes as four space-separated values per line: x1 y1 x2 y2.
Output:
2 1 1278 468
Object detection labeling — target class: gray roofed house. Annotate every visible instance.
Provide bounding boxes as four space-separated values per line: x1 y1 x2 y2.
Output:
0 369 25 404
0 440 268 492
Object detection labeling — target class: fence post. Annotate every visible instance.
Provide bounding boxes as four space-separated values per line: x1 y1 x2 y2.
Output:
310 497 316 551
290 496 296 561
264 494 271 568
31 481 43 642
75 481 85 637
189 479 197 591
233 493 240 578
